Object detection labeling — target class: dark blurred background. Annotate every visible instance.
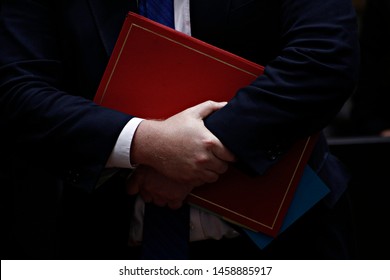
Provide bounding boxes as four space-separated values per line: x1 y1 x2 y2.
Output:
325 0 390 260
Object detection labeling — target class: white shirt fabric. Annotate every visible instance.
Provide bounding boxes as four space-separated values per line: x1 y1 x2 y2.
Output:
106 0 239 243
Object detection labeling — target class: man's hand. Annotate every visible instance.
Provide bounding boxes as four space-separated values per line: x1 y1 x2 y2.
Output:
131 101 235 186
127 166 195 209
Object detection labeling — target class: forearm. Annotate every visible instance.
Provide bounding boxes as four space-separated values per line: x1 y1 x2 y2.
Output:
0 1 136 191
205 0 359 175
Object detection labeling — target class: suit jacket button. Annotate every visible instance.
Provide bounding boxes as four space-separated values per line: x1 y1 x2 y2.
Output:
269 154 278 161
266 150 277 161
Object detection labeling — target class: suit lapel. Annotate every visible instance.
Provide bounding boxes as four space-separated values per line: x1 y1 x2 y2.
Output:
87 0 135 56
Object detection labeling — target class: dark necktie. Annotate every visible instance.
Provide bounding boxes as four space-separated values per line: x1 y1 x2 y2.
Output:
141 203 190 259
138 0 175 28
137 0 190 259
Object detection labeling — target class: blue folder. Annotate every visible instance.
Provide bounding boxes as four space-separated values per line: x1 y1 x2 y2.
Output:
243 166 330 249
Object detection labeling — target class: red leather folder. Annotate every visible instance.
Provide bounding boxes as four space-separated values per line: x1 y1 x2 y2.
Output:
94 12 317 237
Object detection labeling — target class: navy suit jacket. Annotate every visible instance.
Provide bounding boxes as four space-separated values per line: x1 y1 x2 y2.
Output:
0 0 359 258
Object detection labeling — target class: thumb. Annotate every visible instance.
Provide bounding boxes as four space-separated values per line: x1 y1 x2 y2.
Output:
191 100 227 119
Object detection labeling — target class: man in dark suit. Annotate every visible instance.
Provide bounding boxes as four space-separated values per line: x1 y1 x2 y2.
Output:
0 0 359 259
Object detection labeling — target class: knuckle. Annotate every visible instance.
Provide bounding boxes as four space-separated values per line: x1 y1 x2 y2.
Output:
195 153 210 165
204 100 213 106
202 138 216 149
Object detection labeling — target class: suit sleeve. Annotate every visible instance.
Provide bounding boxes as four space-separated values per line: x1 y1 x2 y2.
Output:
204 0 359 175
0 0 133 192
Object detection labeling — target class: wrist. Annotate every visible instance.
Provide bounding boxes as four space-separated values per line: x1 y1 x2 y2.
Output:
131 119 161 168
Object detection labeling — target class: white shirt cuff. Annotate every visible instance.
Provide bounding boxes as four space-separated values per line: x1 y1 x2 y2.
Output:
106 117 144 169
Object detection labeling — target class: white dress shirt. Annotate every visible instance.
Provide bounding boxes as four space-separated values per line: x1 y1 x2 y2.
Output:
106 0 239 243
